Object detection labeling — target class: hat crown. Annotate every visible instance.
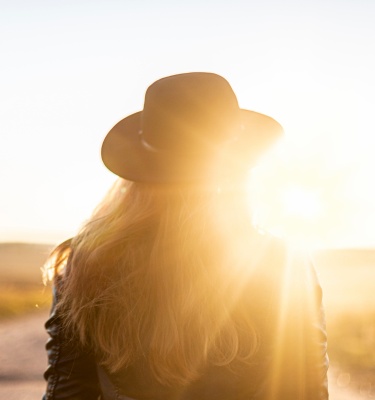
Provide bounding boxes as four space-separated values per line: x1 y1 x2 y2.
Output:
141 73 241 155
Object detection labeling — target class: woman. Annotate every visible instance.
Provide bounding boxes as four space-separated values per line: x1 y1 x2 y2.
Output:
43 73 329 399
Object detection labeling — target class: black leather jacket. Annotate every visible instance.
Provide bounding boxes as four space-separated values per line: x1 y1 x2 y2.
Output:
43 241 329 400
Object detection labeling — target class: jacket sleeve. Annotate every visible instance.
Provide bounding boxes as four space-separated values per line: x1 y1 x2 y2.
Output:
307 262 329 399
263 250 329 400
42 284 101 400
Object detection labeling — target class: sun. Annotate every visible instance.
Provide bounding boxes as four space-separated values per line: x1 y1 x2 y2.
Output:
270 185 324 246
248 173 325 247
282 186 322 220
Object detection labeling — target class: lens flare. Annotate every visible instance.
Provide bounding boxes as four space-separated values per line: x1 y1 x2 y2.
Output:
282 186 322 220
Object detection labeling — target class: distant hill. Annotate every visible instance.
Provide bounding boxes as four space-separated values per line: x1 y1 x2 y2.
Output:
313 248 375 269
0 242 54 284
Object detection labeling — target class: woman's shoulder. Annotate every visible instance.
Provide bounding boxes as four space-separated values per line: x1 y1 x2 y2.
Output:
249 230 287 273
245 231 319 300
252 230 315 274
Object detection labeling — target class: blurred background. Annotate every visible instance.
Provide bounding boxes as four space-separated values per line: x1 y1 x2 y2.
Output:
0 0 374 398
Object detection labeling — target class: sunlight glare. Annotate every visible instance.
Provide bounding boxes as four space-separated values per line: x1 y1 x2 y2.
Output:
282 186 322 220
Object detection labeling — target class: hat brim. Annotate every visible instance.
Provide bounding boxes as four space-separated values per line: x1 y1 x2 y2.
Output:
101 109 283 183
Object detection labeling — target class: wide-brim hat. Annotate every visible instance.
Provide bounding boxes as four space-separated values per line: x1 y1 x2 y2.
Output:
102 72 283 183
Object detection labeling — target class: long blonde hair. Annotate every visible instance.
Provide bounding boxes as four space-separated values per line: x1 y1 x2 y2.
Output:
46 178 260 386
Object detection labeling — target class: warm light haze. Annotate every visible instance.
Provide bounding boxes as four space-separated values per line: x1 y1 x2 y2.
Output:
1 0 374 249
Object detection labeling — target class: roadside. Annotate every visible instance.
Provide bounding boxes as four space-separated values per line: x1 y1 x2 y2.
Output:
0 310 48 400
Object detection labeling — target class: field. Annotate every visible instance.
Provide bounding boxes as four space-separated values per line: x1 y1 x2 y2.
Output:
0 243 374 396
0 243 54 318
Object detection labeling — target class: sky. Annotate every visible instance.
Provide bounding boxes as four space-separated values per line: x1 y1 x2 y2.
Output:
0 0 374 248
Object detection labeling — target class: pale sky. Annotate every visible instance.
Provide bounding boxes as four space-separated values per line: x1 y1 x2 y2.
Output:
1 0 374 248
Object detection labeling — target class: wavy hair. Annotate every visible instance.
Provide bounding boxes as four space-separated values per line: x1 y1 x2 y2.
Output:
45 178 260 386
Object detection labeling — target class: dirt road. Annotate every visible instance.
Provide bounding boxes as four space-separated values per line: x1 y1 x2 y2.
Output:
0 310 48 400
0 311 364 400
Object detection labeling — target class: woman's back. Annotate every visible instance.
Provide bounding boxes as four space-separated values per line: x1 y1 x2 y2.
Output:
94 235 327 400
45 224 328 399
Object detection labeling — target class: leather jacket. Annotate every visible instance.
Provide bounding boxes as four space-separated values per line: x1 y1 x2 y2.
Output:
43 240 329 399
